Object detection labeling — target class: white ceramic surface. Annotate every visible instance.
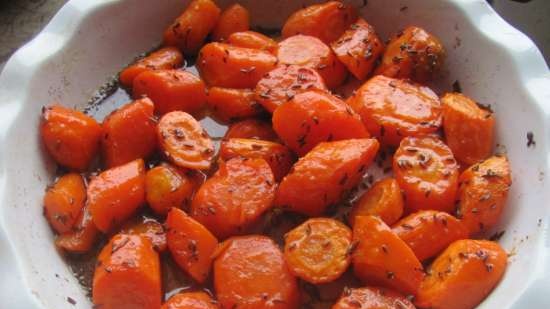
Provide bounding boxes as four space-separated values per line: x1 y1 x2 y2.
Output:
0 0 549 308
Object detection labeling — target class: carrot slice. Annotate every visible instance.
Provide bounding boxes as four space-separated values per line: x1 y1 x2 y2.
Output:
166 207 218 283
275 139 379 216
92 234 161 309
393 136 459 213
284 218 352 284
206 87 263 123
350 177 404 227
44 173 86 234
226 31 278 54
55 204 99 253
163 0 221 55
214 235 299 309
393 210 468 261
442 93 495 165
415 239 507 309
121 218 167 252
277 35 347 89
133 69 207 115
88 159 146 232
190 157 276 239
272 90 369 156
162 292 219 309
352 215 424 296
41 105 102 171
224 119 278 141
347 75 442 146
101 98 157 168
211 4 250 42
333 286 415 309
255 64 328 113
157 111 215 170
145 163 197 215
331 18 385 80
119 47 184 87
456 155 511 235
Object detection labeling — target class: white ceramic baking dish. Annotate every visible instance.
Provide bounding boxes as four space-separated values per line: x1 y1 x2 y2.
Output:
0 0 549 308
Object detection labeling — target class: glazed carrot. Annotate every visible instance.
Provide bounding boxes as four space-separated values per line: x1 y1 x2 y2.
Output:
442 93 495 165
89 159 146 232
349 177 404 227
275 139 379 216
145 163 197 215
415 239 507 309
347 75 443 146
284 218 352 284
352 215 424 295
277 35 347 89
191 157 276 239
211 4 250 42
226 31 278 54
206 87 263 123
456 155 511 235
166 207 218 283
393 210 468 261
197 43 278 88
223 118 278 141
332 286 415 309
133 69 207 115
101 98 157 168
55 204 99 253
162 292 220 309
272 90 369 156
255 64 328 113
41 105 102 171
331 18 385 80
282 1 357 44
375 26 445 83
214 235 300 309
119 47 184 87
44 173 86 234
393 136 459 213
157 111 215 170
93 234 161 309
219 138 295 181
121 218 167 252
163 0 221 55
334 76 363 99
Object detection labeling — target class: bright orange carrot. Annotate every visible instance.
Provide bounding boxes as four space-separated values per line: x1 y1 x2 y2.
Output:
206 87 263 123
226 31 278 54
349 177 404 227
120 47 184 87
211 4 250 42
162 292 220 309
55 204 99 254
145 163 197 215
44 173 86 234
224 118 278 141
121 218 167 252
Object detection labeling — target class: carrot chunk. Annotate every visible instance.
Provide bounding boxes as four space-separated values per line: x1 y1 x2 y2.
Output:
162 292 219 309
350 177 404 227
226 31 278 54
55 204 99 253
206 87 263 123
121 218 167 252
212 4 250 42
44 173 86 234
224 119 278 141
333 286 415 309
145 163 197 215
120 47 183 87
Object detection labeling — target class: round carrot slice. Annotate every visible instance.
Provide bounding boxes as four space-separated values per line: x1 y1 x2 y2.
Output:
255 64 327 113
44 173 86 234
119 47 184 87
226 31 278 54
333 286 415 309
162 292 220 309
157 111 215 170
224 119 278 141
347 75 442 146
349 177 404 227
284 218 352 284
145 163 197 215
393 136 459 214
211 3 250 42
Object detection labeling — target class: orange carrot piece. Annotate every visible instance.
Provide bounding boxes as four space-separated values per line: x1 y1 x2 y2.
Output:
223 119 278 141
226 31 278 54
145 163 197 215
350 177 404 227
44 173 86 234
211 4 250 42
206 87 263 123
55 204 99 254
162 292 220 309
333 286 415 309
120 47 184 87
121 218 167 252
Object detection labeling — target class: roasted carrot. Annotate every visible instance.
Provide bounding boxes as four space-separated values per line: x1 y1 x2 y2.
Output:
55 204 99 253
255 64 328 113
349 177 404 227
166 207 218 283
331 18 385 80
272 90 369 156
393 210 468 261
197 43 278 88
145 163 197 215
275 139 379 216
41 105 102 171
163 0 221 55
162 292 220 309
282 1 357 45
456 155 511 235
393 136 459 213
219 138 294 181
101 98 157 168
191 157 276 239
284 218 352 284
121 218 167 252
133 69 207 115
333 286 415 309
214 235 299 309
206 87 263 123
212 4 250 42
224 118 278 141
334 76 363 99
277 35 347 89
226 31 278 54
157 111 215 170
415 239 507 309
92 234 161 309
88 159 146 232
375 26 445 83
352 215 424 296
44 173 86 234
442 93 495 165
119 47 184 87
347 75 442 146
